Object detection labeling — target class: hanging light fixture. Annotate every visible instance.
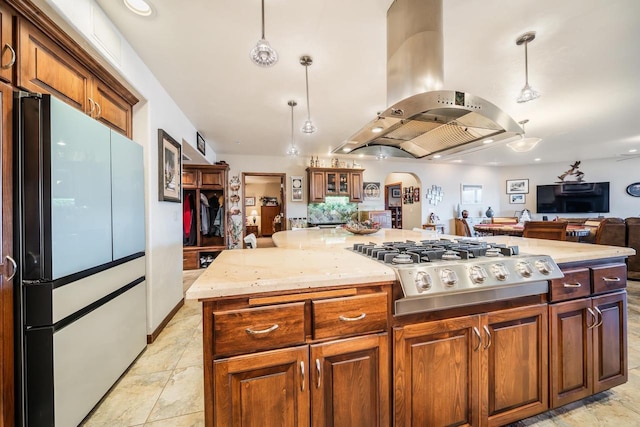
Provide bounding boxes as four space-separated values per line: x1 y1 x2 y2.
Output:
300 55 317 133
286 100 300 157
375 146 387 160
250 0 278 67
507 119 541 152
515 31 540 103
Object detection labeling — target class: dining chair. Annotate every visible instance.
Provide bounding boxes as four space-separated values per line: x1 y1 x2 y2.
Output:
522 221 567 241
593 218 626 246
454 218 472 237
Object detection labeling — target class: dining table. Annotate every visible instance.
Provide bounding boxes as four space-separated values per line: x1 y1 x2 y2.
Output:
473 223 592 239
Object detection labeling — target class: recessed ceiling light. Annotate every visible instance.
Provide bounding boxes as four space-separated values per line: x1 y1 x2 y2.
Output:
342 147 351 152
630 149 638 153
433 154 441 159
371 126 384 133
483 139 494 144
534 158 541 162
124 0 152 16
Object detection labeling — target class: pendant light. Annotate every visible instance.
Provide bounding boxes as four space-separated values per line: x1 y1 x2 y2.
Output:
300 56 317 133
250 0 278 67
375 146 387 161
286 100 300 157
507 119 541 152
515 31 540 103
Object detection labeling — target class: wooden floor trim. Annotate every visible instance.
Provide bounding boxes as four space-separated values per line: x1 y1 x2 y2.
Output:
147 298 184 344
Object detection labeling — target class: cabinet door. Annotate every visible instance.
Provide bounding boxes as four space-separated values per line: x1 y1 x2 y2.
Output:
213 346 310 427
394 316 479 427
325 172 338 196
0 3 15 83
17 19 91 114
337 172 349 196
549 298 593 408
91 78 132 137
0 80 14 427
350 171 363 202
261 206 280 237
310 334 389 427
483 304 548 426
592 291 627 393
309 170 325 202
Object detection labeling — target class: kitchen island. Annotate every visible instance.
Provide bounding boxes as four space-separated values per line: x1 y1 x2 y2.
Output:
186 229 635 427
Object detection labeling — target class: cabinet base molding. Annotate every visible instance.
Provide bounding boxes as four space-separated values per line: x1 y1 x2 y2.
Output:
147 298 184 344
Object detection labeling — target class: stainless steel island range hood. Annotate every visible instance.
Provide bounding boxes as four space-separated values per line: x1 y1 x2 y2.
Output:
334 0 523 159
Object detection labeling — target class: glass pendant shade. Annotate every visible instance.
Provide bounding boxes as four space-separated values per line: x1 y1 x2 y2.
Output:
507 136 541 152
250 39 278 67
250 0 278 67
515 31 540 103
301 119 316 134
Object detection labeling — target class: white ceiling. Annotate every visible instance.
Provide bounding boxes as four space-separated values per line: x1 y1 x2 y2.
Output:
95 0 640 166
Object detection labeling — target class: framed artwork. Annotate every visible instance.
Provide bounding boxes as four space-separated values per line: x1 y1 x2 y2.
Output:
291 176 303 201
196 132 206 155
626 182 640 197
506 179 529 194
158 129 181 203
461 183 482 204
363 182 381 201
510 194 526 204
391 188 401 198
413 187 420 202
245 196 256 206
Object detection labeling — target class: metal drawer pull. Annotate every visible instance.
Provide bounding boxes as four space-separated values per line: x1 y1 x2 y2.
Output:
339 313 366 322
245 324 279 335
88 97 96 115
316 359 321 389
1 43 16 69
473 327 481 352
594 307 604 328
300 361 305 391
602 277 621 282
483 325 492 350
5 256 17 281
95 101 102 118
586 308 597 329
563 282 582 288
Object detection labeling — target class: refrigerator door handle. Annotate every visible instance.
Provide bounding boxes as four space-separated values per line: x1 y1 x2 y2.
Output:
5 255 17 281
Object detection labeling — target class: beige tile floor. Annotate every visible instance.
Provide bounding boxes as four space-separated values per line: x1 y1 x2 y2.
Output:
81 273 640 427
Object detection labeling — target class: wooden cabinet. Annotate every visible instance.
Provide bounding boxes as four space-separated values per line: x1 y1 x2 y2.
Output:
261 205 280 237
549 260 628 409
16 17 135 137
389 206 402 229
549 291 627 408
306 167 365 203
0 80 14 427
205 285 391 427
182 164 229 269
0 3 15 84
394 304 548 427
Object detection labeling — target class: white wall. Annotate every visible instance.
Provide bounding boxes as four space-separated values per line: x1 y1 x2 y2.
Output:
45 0 209 334
500 158 640 220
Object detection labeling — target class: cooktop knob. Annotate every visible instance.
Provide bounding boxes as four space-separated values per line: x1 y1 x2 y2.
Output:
469 265 488 284
516 261 534 278
535 259 554 275
415 271 432 291
490 263 510 281
440 268 458 287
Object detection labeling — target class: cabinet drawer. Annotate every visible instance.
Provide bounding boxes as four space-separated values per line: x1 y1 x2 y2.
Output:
201 170 223 187
183 251 198 270
550 268 590 302
592 263 627 294
182 170 198 187
312 293 387 340
213 302 305 356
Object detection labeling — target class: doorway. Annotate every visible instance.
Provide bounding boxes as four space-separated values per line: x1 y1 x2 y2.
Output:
242 173 286 245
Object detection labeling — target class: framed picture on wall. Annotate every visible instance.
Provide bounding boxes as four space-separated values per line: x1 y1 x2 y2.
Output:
506 179 529 194
510 194 526 204
196 132 206 155
291 176 303 201
391 188 401 198
158 129 181 203
245 197 256 206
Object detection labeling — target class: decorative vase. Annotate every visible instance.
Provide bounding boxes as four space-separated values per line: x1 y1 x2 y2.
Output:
485 207 494 218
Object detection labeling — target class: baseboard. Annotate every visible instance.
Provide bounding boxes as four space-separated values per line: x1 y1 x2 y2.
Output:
147 298 184 344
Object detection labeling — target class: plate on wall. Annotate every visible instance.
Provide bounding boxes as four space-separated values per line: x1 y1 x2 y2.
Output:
627 182 640 197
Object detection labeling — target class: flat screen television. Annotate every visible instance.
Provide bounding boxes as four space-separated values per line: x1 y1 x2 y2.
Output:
536 182 610 213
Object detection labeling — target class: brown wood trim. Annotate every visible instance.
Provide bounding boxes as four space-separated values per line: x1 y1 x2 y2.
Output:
6 0 139 106
249 288 357 306
146 298 184 344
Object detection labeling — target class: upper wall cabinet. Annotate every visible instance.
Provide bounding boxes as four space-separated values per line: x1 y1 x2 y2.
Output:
0 3 15 83
15 17 135 137
306 167 365 203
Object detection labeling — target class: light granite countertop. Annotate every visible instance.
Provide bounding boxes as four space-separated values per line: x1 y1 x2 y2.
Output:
186 228 635 300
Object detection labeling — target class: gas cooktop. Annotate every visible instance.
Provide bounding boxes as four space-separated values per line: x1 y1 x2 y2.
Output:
351 239 564 315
